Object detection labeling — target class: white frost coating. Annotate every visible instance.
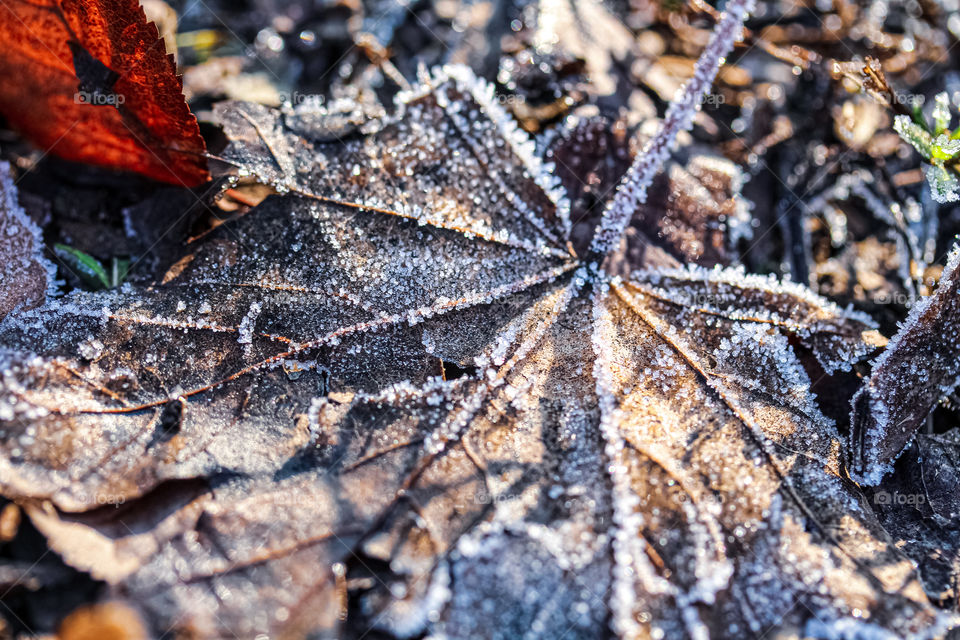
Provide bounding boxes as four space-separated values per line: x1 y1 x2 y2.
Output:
424 270 584 457
923 163 960 203
632 248 872 326
393 65 573 243
590 281 712 640
344 375 466 413
872 240 960 381
0 354 54 420
714 321 831 428
236 301 262 358
615 276 832 430
512 520 606 573
163 262 578 388
849 242 960 485
432 83 568 255
234 75 572 260
805 610 960 640
629 262 877 374
588 0 755 257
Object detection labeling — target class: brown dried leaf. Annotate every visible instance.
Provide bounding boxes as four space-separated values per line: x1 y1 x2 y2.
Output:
0 62 951 640
546 118 751 269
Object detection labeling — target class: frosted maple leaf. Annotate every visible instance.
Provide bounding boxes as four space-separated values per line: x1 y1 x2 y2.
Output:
0 1 955 638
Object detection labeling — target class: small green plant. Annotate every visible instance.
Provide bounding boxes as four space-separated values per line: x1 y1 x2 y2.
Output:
894 91 960 203
53 244 130 290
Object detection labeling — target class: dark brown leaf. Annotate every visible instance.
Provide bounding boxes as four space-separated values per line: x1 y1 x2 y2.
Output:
0 162 56 321
869 430 960 603
0 65 948 638
850 244 960 484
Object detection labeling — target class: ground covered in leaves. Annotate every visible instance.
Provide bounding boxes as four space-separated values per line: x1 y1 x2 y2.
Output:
3 0 960 639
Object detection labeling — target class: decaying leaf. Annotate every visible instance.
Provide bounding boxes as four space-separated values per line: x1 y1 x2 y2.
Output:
0 162 57 321
869 429 960 603
850 244 960 484
0 0 208 186
589 274 934 638
0 1 956 638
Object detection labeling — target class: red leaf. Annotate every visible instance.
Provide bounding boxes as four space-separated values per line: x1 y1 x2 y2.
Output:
0 0 208 187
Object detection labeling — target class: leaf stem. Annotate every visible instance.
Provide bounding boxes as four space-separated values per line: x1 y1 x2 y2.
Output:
587 0 755 259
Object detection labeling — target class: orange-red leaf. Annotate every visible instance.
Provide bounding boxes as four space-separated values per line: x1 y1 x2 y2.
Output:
0 0 208 186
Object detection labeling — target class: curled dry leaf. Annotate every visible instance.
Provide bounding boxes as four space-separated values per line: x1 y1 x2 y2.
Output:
0 162 57 321
850 244 960 484
0 0 208 186
0 2 955 637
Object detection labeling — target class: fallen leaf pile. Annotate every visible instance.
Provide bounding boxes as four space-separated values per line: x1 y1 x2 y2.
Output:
2 0 960 638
